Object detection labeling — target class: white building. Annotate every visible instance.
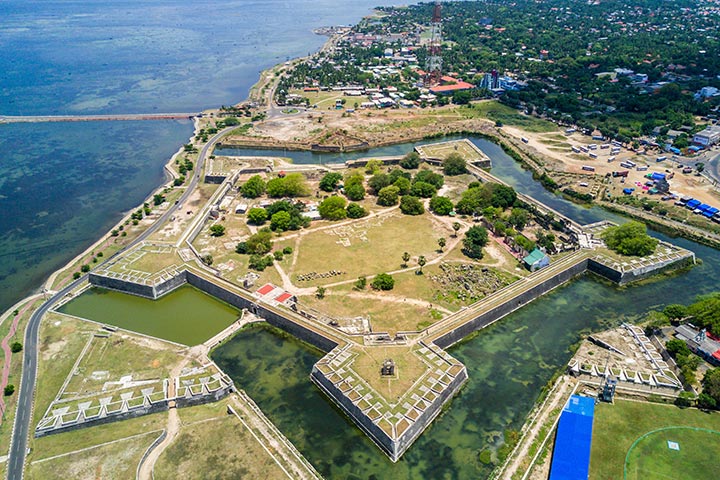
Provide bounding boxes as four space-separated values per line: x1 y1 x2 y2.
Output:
693 125 720 147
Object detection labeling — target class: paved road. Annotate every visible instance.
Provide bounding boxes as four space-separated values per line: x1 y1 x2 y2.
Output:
5 125 234 480
0 113 199 123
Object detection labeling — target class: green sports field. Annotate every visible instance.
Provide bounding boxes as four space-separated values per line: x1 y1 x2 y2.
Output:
589 399 720 480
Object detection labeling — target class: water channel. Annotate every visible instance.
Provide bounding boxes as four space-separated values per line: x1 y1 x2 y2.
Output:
212 136 720 479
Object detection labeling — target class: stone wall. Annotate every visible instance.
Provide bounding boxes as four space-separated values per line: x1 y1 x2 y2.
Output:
204 174 227 184
88 273 155 299
35 401 169 438
185 271 338 352
154 271 188 298
434 259 589 349
175 383 234 408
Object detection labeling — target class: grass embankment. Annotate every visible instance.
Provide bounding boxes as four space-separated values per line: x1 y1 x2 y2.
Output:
589 399 720 480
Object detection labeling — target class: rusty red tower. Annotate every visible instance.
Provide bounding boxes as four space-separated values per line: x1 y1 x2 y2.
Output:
425 1 443 86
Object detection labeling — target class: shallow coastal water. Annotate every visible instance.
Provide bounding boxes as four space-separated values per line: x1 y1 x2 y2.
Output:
212 140 720 479
59 285 239 345
0 0 404 312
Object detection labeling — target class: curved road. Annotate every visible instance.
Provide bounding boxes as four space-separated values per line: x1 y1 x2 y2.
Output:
6 125 235 480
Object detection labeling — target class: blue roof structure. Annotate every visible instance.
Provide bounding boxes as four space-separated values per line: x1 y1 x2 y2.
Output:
698 203 711 212
686 199 701 209
549 395 595 480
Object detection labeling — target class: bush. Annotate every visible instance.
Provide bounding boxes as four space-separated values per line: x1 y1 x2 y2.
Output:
318 196 348 220
247 207 268 225
4 385 14 396
413 170 444 189
201 254 213 266
249 254 274 271
319 172 343 192
377 185 400 206
410 181 437 198
10 342 22 353
371 273 395 290
347 203 369 218
400 151 421 169
80 264 91 273
282 246 293 255
443 152 468 176
354 276 367 290
345 182 366 201
429 196 454 215
602 221 658 256
73 272 81 280
463 226 489 259
273 251 284 261
270 211 292 231
241 175 266 198
209 224 226 237
235 242 248 254
400 195 425 215
245 230 273 255
266 173 309 197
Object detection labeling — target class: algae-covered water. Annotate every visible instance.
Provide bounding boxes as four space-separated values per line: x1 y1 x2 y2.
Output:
211 136 720 479
59 285 239 345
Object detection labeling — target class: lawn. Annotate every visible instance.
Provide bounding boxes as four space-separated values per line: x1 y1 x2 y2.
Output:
465 100 558 133
352 346 429 403
416 139 485 162
589 400 720 480
27 431 159 480
154 408 286 480
625 427 720 480
62 333 180 398
283 212 451 286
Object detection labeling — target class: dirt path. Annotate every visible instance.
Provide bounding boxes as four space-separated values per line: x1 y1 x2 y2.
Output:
500 375 577 480
345 291 453 314
137 356 191 480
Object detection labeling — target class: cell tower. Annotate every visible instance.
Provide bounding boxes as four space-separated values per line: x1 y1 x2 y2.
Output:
425 1 443 86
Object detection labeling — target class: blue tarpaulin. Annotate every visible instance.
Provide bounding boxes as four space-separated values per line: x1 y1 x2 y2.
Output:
686 199 701 209
549 395 595 480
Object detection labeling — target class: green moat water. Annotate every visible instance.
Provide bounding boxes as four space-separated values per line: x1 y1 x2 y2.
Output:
59 285 239 345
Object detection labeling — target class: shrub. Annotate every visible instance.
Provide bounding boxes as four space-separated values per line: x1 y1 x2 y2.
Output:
442 152 468 175
400 195 425 215
4 385 14 396
209 224 226 237
400 151 421 169
319 196 348 220
429 196 454 215
346 203 369 218
10 342 22 353
377 185 400 206
371 273 395 290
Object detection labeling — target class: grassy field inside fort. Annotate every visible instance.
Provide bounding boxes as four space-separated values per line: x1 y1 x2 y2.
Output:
589 399 720 480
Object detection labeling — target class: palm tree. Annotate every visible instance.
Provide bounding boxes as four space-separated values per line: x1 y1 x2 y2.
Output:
452 222 461 237
438 237 446 252
417 255 427 274
402 251 411 267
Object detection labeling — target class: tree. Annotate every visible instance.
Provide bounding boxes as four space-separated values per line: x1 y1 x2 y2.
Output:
319 196 348 220
249 254 274 271
266 173 309 197
417 255 427 273
319 172 343 192
368 173 392 194
209 224 226 237
413 170 444 189
393 176 412 195
490 184 517 209
402 252 411 267
81 264 91 273
508 208 530 231
247 207 268 225
235 242 248 254
663 304 687 321
4 385 14 397
443 152 468 176
411 181 437 198
345 182 366 201
365 159 383 174
602 221 658 256
400 151 421 169
400 195 425 215
354 276 367 290
438 237 446 251
346 203 368 218
201 254 214 266
452 222 462 237
153 194 166 206
452 90 472 105
463 226 489 259
270 211 292 231
429 196 454 215
241 175 267 198
10 342 22 353
371 273 395 290
246 230 273 254
701 368 720 408
316 286 327 299
377 185 400 206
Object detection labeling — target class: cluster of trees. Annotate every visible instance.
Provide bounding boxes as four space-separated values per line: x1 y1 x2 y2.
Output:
266 173 309 198
666 339 702 386
455 182 518 215
246 200 311 232
601 221 658 257
462 226 489 259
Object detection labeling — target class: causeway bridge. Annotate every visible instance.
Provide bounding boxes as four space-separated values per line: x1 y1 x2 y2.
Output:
0 113 199 123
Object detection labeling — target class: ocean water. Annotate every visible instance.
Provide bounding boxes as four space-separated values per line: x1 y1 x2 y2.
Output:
0 0 402 312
